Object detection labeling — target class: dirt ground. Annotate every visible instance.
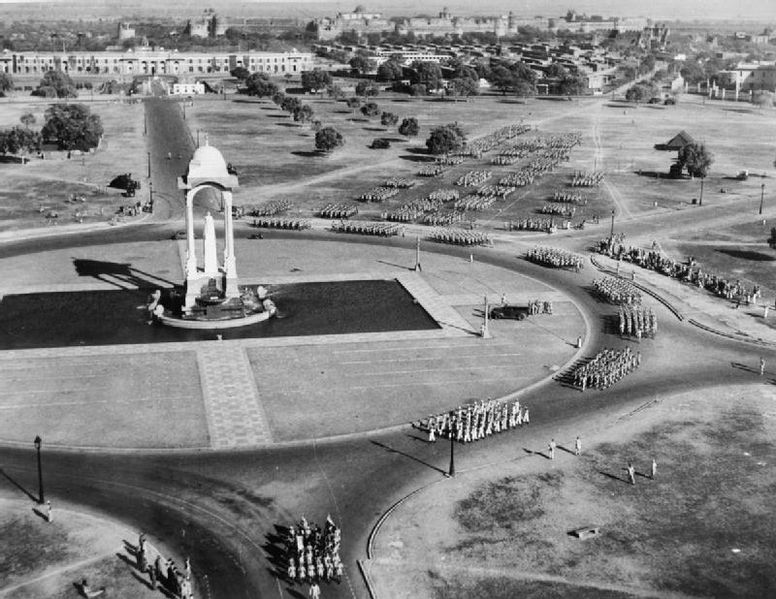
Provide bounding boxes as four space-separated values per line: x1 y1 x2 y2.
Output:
0 99 146 232
368 383 776 599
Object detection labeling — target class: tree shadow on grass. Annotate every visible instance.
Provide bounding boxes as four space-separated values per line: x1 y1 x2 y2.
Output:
363 127 387 132
276 122 300 128
635 170 672 179
715 248 775 262
399 154 435 163
290 150 323 158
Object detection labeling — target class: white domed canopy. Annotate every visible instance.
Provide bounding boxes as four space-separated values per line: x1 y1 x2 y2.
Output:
178 141 238 190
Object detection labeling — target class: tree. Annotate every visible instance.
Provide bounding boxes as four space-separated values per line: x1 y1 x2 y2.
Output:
768 227 776 250
398 117 419 138
410 61 443 91
271 91 286 106
0 73 13 97
355 81 379 97
231 66 250 80
448 77 479 98
376 59 403 82
327 84 345 100
489 65 515 95
677 143 713 178
409 83 427 97
426 122 465 155
41 104 103 151
360 101 380 118
20 113 36 128
558 73 587 96
346 97 361 115
315 127 344 153
349 55 375 75
753 90 774 109
243 72 279 98
380 111 399 127
625 82 657 103
301 69 332 94
293 104 315 125
280 96 303 115
33 71 77 98
0 126 41 156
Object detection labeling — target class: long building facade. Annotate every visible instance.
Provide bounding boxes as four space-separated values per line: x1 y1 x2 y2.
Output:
0 49 315 77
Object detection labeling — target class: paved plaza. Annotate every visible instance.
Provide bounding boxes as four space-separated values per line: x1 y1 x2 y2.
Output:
0 237 585 449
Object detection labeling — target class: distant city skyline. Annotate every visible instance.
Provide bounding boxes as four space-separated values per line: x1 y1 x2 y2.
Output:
0 0 773 21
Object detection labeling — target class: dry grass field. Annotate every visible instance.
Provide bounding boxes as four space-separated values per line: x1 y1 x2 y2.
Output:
370 384 776 599
0 98 146 232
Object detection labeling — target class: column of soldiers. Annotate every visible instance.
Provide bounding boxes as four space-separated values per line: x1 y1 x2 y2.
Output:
571 347 641 391
285 516 344 584
247 199 293 217
359 186 400 202
430 228 490 246
253 217 311 230
619 305 658 338
571 171 605 187
526 246 584 271
135 532 194 599
597 239 764 307
418 397 530 443
455 170 493 187
317 203 358 219
331 221 400 236
593 276 642 305
506 217 557 233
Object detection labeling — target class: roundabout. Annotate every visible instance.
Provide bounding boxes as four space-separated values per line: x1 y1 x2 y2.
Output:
0 234 587 449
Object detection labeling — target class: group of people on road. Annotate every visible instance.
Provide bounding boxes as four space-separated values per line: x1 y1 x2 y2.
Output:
331 220 400 237
253 217 311 230
571 347 641 391
619 305 658 339
418 397 530 444
597 238 766 308
134 532 194 599
430 228 490 246
318 203 358 219
593 276 642 305
284 516 343 585
527 299 553 315
526 246 584 271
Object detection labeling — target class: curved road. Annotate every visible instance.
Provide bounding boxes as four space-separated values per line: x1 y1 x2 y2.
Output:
1 99 773 599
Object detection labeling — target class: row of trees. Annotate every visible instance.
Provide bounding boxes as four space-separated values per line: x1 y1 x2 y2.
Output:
0 104 103 156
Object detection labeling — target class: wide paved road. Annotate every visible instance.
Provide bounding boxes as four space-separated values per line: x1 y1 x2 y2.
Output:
1 229 773 599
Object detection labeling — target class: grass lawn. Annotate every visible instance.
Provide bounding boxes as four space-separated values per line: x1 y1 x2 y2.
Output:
0 98 146 232
370 384 776 599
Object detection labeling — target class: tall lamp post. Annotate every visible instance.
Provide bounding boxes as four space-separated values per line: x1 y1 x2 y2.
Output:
609 209 616 239
147 152 151 178
698 177 704 207
33 436 43 504
448 433 455 477
759 183 765 215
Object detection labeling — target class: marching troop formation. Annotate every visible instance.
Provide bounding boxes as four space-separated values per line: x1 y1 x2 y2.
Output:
593 276 642 305
430 228 490 246
382 190 459 222
417 397 530 444
526 246 584 271
506 217 557 233
551 190 588 205
540 204 576 217
283 516 344 585
332 220 400 236
383 177 416 189
454 195 497 212
317 203 358 219
455 170 493 187
423 211 464 226
597 239 765 306
246 199 293 217
619 305 658 338
359 186 400 202
571 170 605 187
253 217 311 230
571 347 641 391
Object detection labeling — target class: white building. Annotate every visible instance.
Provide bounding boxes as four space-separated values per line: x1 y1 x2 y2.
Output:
172 82 205 95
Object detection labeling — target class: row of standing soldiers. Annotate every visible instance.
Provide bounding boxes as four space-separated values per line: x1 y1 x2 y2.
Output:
419 398 530 444
619 305 658 338
526 246 584 271
571 347 641 391
285 516 343 584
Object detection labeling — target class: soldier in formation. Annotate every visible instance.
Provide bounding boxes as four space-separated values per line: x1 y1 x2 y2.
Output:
332 221 399 237
284 516 343 585
430 228 490 246
526 246 583 271
619 305 658 338
417 397 530 444
253 217 311 230
593 276 641 305
571 347 641 391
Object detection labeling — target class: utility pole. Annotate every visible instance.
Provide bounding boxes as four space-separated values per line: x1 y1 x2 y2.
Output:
147 152 151 178
414 236 421 271
698 177 704 207
34 436 44 504
448 433 455 477
609 209 615 239
759 183 765 215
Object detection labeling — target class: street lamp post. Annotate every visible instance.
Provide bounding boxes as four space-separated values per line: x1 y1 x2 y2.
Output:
33 436 43 504
698 177 704 207
759 183 765 215
147 152 151 178
448 433 455 477
610 209 615 239
149 181 153 207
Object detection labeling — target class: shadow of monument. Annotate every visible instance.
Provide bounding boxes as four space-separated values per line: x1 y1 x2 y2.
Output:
73 259 175 290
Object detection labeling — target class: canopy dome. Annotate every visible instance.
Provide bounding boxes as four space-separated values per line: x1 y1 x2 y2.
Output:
178 141 238 190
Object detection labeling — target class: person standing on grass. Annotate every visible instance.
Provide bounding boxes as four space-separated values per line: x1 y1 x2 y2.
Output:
651 459 657 479
575 436 581 456
627 462 636 485
548 439 556 460
46 501 52 523
760 357 765 376
309 582 321 599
